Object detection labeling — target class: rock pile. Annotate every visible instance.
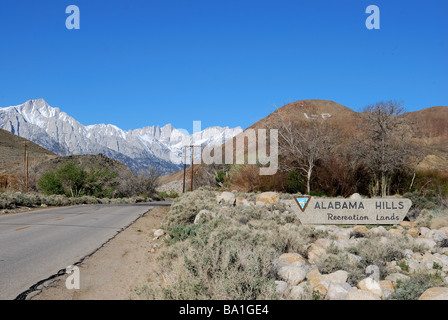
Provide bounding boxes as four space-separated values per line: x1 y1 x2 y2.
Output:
210 191 448 300
271 221 448 300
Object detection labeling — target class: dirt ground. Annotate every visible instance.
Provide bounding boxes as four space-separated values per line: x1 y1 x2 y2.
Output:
28 206 170 300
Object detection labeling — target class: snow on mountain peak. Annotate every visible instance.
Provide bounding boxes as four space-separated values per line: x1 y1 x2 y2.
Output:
0 99 242 174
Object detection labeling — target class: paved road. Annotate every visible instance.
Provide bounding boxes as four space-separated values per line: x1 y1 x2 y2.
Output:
0 202 171 300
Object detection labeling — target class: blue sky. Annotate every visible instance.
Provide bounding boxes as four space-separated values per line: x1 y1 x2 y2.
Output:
0 0 447 132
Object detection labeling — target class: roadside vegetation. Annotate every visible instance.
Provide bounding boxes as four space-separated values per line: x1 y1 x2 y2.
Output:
134 188 448 300
0 160 161 210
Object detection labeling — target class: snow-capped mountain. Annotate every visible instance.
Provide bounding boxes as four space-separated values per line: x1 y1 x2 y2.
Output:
0 99 242 174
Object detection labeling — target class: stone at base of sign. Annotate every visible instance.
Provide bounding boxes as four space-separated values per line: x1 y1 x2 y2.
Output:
291 197 412 225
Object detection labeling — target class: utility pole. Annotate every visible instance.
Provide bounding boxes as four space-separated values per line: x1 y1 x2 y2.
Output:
25 151 29 193
183 146 187 193
190 146 194 192
182 145 201 193
20 141 29 193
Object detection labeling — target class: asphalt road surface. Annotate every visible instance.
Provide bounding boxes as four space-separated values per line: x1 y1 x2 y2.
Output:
0 202 171 300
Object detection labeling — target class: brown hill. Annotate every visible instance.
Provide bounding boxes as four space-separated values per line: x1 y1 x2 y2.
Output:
248 99 359 132
0 128 139 192
159 100 448 190
232 100 448 170
0 128 57 175
32 154 135 178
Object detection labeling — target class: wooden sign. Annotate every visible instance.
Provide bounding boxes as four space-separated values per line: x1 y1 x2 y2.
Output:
291 197 412 225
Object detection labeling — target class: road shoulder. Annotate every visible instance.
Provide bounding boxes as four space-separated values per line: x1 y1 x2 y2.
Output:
28 205 170 300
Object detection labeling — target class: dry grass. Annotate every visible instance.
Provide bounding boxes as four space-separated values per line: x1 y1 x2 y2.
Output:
138 187 327 300
135 187 448 300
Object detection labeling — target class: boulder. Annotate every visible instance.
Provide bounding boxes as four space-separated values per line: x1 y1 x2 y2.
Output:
216 192 236 206
275 281 289 295
386 261 402 273
307 243 327 263
306 268 322 287
420 227 431 238
326 282 352 300
433 253 448 269
153 229 165 239
321 270 349 284
438 227 448 237
347 253 363 265
275 253 307 268
399 221 417 228
353 226 368 236
312 283 327 297
256 192 279 205
278 262 307 286
335 230 351 241
345 289 381 300
379 280 394 299
418 287 448 300
235 196 250 206
433 231 448 247
289 286 305 299
357 278 383 298
389 228 403 236
385 273 410 284
349 193 362 200
408 227 419 238
280 199 293 208
194 209 218 224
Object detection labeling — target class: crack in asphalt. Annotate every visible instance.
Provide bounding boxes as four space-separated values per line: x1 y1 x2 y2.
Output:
14 207 155 300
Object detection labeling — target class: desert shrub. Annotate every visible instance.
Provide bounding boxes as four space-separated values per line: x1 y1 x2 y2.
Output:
157 227 279 300
315 251 365 286
415 209 435 228
158 191 179 199
161 187 221 227
404 191 438 211
0 192 44 208
389 272 446 300
164 224 200 245
141 189 336 300
347 236 427 280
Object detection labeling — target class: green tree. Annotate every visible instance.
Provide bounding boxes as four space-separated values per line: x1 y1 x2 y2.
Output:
38 171 64 195
84 167 118 198
56 161 87 197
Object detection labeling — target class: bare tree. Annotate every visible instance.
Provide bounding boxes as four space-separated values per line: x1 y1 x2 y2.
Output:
357 100 420 197
275 106 338 194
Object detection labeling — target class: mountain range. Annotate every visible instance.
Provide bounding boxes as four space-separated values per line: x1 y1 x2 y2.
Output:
0 99 243 174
